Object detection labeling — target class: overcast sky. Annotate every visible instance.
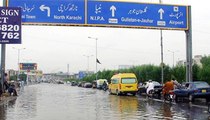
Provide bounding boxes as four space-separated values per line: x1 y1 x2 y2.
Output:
1 0 210 73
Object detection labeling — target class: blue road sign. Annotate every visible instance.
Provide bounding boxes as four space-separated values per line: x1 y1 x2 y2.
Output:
78 71 87 79
8 0 85 24
87 1 188 30
8 0 188 30
0 7 21 44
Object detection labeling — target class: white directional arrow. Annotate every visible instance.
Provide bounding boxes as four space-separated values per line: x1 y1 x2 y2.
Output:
158 8 164 20
110 5 116 17
40 5 51 17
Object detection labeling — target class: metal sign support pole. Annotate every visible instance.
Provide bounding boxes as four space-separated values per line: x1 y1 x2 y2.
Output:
160 30 164 84
1 0 6 93
1 45 6 91
159 0 164 85
185 6 192 82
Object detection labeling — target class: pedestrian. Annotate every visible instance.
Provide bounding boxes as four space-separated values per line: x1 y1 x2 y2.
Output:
3 73 9 92
0 82 2 100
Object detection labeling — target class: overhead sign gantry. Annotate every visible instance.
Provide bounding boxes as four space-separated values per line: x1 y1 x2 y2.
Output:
8 0 85 24
87 1 188 30
8 0 188 30
5 0 192 82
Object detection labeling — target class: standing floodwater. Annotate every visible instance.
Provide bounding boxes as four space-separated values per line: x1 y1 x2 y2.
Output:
0 84 209 120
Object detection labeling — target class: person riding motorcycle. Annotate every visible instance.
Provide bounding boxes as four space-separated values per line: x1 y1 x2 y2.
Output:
173 79 181 89
102 81 108 91
162 79 174 100
145 80 154 97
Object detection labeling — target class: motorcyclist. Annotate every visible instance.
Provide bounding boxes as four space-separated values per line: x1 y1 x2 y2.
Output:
102 81 108 91
173 79 181 89
162 79 174 100
145 80 154 97
8 82 18 96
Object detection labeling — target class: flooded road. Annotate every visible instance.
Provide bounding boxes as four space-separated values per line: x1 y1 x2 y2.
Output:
0 83 210 120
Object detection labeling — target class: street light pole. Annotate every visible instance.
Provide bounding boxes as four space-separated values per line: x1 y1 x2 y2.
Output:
23 59 32 63
13 47 26 80
88 37 98 80
83 55 93 73
160 30 164 84
67 64 69 78
168 50 175 67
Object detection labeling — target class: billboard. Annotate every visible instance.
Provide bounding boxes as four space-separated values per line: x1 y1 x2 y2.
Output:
19 63 37 70
0 7 22 44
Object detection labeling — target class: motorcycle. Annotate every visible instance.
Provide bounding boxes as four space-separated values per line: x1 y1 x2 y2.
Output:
147 89 155 98
102 85 108 91
147 89 162 99
164 90 174 102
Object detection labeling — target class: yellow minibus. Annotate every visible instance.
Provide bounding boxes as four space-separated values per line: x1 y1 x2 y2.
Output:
109 73 138 96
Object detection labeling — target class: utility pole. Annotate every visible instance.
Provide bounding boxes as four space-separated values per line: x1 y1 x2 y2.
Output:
159 0 164 85
88 37 98 81
168 50 175 67
83 55 93 74
185 6 192 82
13 47 26 81
67 64 69 78
1 0 6 93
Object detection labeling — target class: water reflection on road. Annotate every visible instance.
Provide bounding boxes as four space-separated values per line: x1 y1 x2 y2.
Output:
0 84 210 120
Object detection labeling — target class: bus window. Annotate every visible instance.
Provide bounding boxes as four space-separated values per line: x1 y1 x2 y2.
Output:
121 78 136 84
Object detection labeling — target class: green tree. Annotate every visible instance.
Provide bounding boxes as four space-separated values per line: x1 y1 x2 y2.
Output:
9 75 17 81
81 63 202 84
163 65 172 83
199 56 210 83
192 64 201 81
171 65 185 83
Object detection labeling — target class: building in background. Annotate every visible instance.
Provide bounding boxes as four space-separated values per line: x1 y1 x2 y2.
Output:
177 55 203 67
6 63 43 83
193 55 202 67
19 63 43 83
7 69 17 81
118 65 133 70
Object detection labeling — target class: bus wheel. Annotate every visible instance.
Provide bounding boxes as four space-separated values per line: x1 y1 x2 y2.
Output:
109 89 112 95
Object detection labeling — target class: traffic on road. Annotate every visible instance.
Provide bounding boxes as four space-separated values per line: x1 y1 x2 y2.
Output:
1 82 210 120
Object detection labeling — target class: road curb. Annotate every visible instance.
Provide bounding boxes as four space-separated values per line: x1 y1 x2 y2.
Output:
0 96 17 105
